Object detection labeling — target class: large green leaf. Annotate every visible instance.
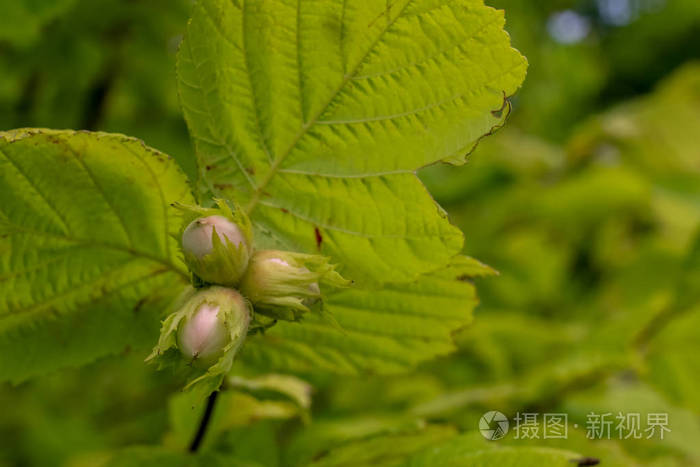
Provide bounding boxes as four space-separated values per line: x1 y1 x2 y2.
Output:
101 446 261 467
178 0 527 283
290 427 582 467
0 129 193 383
308 425 457 467
240 256 488 374
403 441 582 467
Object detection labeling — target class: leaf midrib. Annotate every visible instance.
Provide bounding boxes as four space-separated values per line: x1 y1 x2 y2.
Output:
243 0 416 214
0 260 171 320
1 221 188 280
1 132 182 271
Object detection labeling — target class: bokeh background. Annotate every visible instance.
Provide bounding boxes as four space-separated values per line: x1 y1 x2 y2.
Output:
1 0 699 465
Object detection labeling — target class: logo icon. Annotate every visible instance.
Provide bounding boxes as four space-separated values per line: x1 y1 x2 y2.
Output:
480 410 509 440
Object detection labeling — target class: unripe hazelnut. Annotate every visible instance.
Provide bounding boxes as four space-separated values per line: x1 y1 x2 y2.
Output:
262 257 320 305
182 215 245 258
176 287 250 368
177 302 228 366
241 251 318 301
181 215 251 285
239 250 347 320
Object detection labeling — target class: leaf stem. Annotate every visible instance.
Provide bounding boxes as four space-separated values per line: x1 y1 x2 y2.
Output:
189 391 219 452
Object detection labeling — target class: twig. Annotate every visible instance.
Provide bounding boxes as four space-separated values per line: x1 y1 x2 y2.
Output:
189 391 219 452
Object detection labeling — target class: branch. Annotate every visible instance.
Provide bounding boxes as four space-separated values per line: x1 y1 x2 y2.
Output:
189 391 219 452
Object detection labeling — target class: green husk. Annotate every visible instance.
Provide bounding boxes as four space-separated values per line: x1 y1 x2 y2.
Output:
240 249 350 321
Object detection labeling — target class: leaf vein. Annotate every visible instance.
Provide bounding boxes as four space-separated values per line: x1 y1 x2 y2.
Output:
0 220 188 280
120 142 173 261
0 146 72 235
242 0 276 165
189 7 259 189
259 200 460 240
351 9 502 80
245 0 418 214
66 141 134 248
319 60 524 125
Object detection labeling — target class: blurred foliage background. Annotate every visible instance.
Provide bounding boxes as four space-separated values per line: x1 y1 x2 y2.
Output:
1 0 699 466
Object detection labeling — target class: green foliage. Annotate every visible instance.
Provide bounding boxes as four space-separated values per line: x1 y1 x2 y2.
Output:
0 0 526 386
308 425 458 467
562 382 700 463
0 0 196 178
240 256 490 375
411 63 700 466
488 0 700 141
100 446 260 467
0 129 192 383
169 0 526 380
288 425 582 467
178 0 527 283
0 0 78 47
1 0 699 466
646 305 700 414
403 440 581 467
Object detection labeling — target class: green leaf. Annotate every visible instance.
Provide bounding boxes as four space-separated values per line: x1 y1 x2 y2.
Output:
646 305 700 414
563 382 700 463
639 231 700 413
227 373 312 410
284 414 448 467
101 446 261 467
290 427 582 467
239 256 480 374
309 425 457 467
177 0 526 283
677 229 700 310
570 62 700 177
403 441 582 467
0 129 193 383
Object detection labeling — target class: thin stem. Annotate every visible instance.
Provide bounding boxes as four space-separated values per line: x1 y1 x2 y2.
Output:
189 391 219 452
